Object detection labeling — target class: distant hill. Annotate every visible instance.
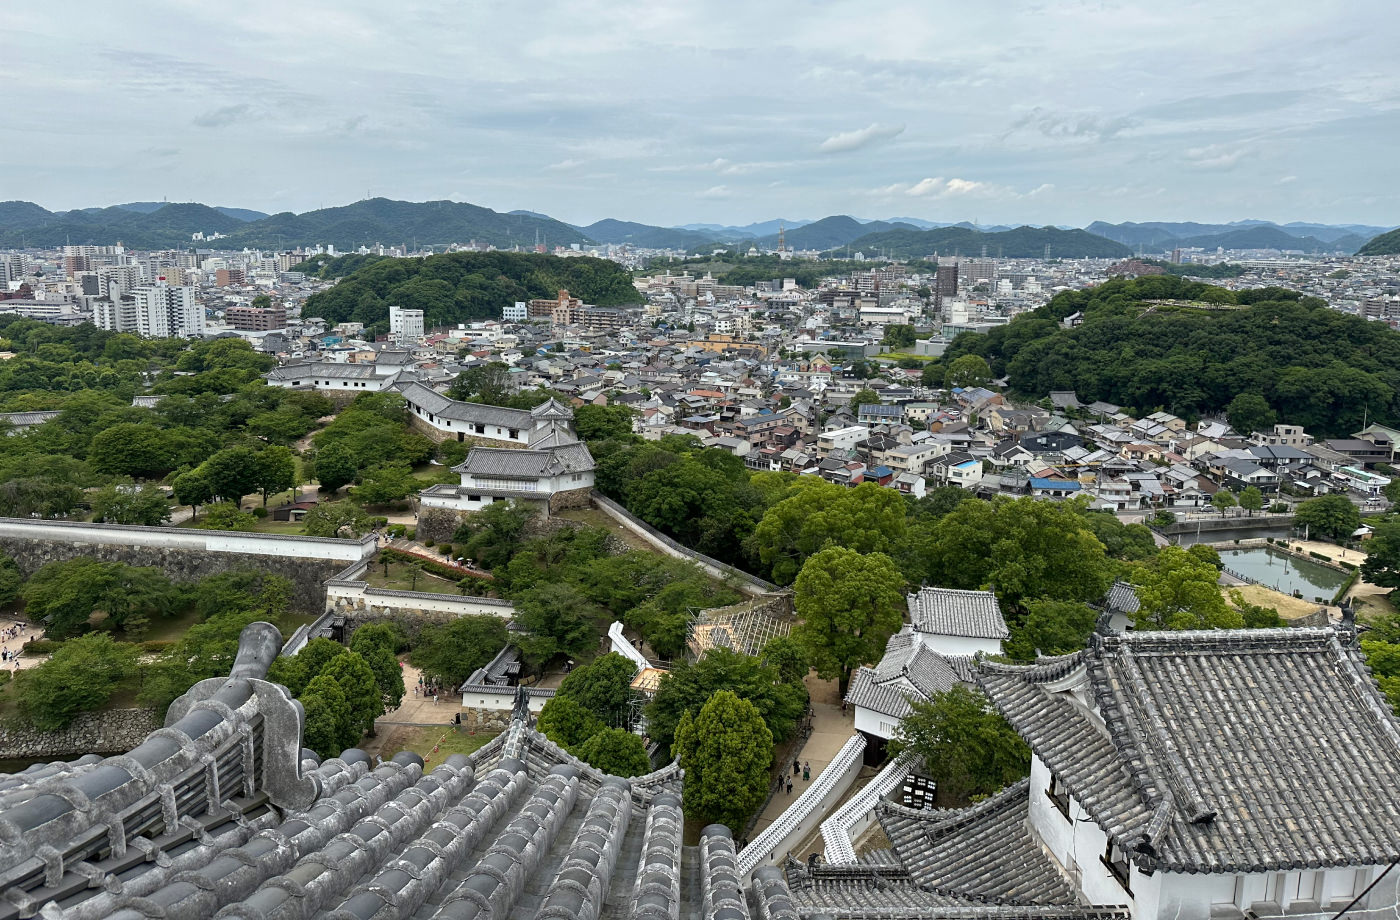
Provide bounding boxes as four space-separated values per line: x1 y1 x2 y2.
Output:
577 219 721 250
1086 219 1384 254
838 225 1132 260
1359 228 1400 256
0 198 590 250
301 250 641 333
752 215 916 251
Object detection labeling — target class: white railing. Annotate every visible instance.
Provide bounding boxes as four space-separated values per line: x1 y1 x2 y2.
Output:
820 751 916 864
607 621 651 673
737 733 865 879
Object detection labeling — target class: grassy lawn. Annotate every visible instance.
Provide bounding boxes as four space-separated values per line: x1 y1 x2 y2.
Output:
1222 584 1322 621
364 561 463 595
374 725 498 772
555 506 658 554
1354 591 1397 626
877 351 936 362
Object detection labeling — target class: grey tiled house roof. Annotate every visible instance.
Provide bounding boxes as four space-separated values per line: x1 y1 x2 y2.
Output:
908 588 1009 640
845 630 969 720
979 626 1400 873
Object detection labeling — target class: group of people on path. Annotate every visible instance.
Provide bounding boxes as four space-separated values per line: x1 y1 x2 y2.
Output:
778 758 812 796
0 621 35 673
413 675 446 704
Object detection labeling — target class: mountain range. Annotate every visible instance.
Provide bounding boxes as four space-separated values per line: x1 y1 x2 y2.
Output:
1085 220 1392 255
0 197 1390 257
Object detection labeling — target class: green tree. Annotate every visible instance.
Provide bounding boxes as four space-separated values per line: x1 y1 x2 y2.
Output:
201 446 260 504
446 362 512 404
645 647 806 753
320 652 382 739
88 423 175 480
253 445 297 506
251 294 272 309
892 686 1030 805
850 387 881 411
140 610 271 710
537 695 606 750
91 480 171 526
200 501 257 531
881 324 916 350
301 674 351 758
1226 393 1277 436
350 464 419 506
301 502 374 538
0 553 22 608
919 496 1114 614
1227 588 1282 628
1294 493 1361 542
760 636 810 685
312 441 359 493
574 404 637 443
13 634 141 730
1211 490 1237 513
22 559 184 638
792 547 905 693
1239 485 1265 515
1004 598 1099 660
350 627 407 713
556 652 639 727
454 499 535 569
674 690 772 831
512 582 603 667
945 354 992 390
1130 546 1243 630
755 480 908 584
172 468 213 519
574 727 652 777
409 615 509 688
1361 522 1400 590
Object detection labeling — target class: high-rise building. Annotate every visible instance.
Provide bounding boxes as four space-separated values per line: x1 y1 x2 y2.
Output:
216 268 246 287
934 261 958 308
388 304 424 344
225 305 288 331
99 282 203 337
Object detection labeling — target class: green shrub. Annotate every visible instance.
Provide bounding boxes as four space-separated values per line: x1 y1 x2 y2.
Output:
404 530 415 541
1309 551 1331 562
1265 537 1274 543
423 539 434 548
139 639 177 654
439 544 454 556
23 638 63 656
252 507 268 519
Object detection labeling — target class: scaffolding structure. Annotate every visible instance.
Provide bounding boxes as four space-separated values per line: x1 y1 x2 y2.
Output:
688 596 795 658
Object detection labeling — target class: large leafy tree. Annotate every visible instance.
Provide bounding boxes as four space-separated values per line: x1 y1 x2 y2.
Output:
409 615 509 688
300 674 351 758
350 464 419 506
892 686 1030 805
945 354 992 390
301 503 374 538
645 647 806 753
792 547 905 694
91 479 172 526
1294 494 1361 542
14 634 141 730
320 652 383 739
1003 599 1099 660
252 445 297 506
88 422 175 479
1226 392 1277 436
1130 546 1243 630
574 727 652 777
1362 522 1400 590
754 480 908 584
172 468 213 519
312 442 358 493
22 559 185 638
350 626 406 713
0 553 22 608
919 496 1114 614
674 690 773 831
538 696 605 750
555 652 639 727
446 362 513 404
573 405 636 443
202 446 260 504
512 582 604 667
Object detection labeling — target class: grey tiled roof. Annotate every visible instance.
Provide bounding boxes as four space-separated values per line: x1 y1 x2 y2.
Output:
908 588 1009 639
878 779 1078 903
980 626 1400 873
400 380 536 428
456 441 595 478
1104 581 1140 614
847 631 970 719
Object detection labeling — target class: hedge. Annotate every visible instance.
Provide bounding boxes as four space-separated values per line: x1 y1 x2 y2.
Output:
380 547 475 582
1333 568 1361 606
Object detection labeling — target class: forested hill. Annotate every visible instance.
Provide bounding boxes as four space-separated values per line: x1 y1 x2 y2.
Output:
834 225 1132 259
0 198 590 250
941 275 1400 438
1359 228 1400 256
301 251 642 332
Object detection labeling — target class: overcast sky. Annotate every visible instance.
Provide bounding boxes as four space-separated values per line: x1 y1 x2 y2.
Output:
3 1 1397 228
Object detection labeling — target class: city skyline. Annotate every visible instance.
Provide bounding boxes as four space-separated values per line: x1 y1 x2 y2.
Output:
2 1 1397 226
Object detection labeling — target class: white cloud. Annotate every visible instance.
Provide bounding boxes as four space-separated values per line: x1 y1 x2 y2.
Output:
1183 143 1253 170
818 122 905 153
698 185 731 199
545 158 583 170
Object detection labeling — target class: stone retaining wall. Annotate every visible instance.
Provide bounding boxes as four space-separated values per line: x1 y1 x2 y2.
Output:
0 537 348 614
0 708 161 760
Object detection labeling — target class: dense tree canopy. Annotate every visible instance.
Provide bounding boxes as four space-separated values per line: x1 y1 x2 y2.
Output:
1294 494 1362 542
942 276 1400 436
14 634 141 730
646 647 806 754
302 251 641 335
892 687 1030 805
793 547 905 693
675 691 773 831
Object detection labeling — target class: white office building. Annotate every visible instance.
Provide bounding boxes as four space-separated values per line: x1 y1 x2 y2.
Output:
388 305 425 344
95 283 203 338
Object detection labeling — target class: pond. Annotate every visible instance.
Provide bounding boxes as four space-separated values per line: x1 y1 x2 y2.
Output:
1219 547 1349 603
